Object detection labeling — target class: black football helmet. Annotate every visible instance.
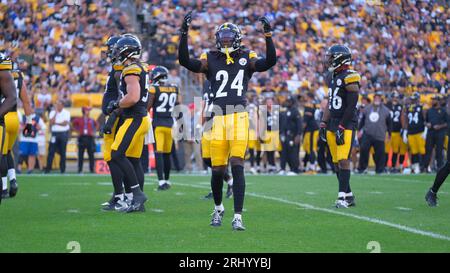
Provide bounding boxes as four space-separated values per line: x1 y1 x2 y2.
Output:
105 35 121 62
324 44 352 72
113 36 141 64
122 33 142 48
215 23 242 53
151 66 169 85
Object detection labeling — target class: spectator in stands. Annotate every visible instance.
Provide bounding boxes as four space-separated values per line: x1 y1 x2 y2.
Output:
72 107 97 173
45 100 71 174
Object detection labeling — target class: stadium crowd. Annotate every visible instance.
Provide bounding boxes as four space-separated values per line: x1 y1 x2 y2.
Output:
0 0 448 175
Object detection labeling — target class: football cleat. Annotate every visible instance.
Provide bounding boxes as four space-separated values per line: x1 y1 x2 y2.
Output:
346 195 356 207
335 198 349 208
157 183 171 191
232 217 246 231
203 192 213 199
101 197 126 211
425 189 438 207
1 189 9 199
226 185 233 199
250 167 258 175
210 210 224 227
9 179 18 198
125 193 148 213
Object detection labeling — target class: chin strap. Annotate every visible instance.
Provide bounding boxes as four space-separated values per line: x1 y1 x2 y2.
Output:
225 47 234 65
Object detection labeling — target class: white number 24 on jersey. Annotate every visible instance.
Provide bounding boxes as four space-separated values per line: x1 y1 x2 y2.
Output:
215 70 244 98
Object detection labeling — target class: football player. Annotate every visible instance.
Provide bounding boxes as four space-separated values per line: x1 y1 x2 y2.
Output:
178 12 276 230
0 66 34 199
402 92 426 174
0 53 18 205
201 79 233 200
147 65 178 191
387 91 407 173
319 45 360 208
100 35 132 211
426 95 450 206
106 36 150 212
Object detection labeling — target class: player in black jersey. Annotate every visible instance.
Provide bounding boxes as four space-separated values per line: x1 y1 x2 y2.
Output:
107 36 150 213
100 35 133 211
147 65 178 191
402 92 427 174
319 45 360 208
0 53 18 205
1 67 34 199
179 12 276 230
387 91 407 173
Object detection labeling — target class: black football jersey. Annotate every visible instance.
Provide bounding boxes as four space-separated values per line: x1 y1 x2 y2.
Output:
389 103 403 132
119 62 150 118
326 69 360 130
102 64 123 115
201 49 258 115
406 104 425 134
150 84 178 127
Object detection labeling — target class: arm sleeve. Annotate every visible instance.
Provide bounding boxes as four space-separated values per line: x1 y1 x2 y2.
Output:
340 91 359 128
178 34 203 73
254 37 277 72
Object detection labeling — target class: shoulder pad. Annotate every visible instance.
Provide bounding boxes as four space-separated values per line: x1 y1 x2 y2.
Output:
113 64 124 71
122 64 142 76
344 72 361 85
0 57 13 71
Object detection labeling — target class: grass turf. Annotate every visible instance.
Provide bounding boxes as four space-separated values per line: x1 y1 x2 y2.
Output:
0 173 449 253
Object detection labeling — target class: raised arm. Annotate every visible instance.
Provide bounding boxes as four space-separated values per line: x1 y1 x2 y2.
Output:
178 11 207 73
250 17 277 72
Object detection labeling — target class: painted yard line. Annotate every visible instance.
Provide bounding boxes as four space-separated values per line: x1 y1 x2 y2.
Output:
176 182 450 242
358 176 429 184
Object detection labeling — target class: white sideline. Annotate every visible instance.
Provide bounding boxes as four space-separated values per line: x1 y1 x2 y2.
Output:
176 182 450 242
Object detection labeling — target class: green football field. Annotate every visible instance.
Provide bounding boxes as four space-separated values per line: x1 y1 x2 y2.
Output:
0 173 449 253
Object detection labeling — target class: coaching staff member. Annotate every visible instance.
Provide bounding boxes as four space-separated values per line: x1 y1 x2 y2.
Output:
72 106 97 173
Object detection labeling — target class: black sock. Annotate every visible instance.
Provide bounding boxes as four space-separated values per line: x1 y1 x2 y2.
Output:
231 165 245 213
249 149 255 167
111 151 141 195
431 162 450 193
129 157 144 191
7 151 14 173
107 161 124 195
256 151 261 167
267 151 275 168
203 158 212 169
155 152 164 181
211 169 224 206
392 153 398 168
339 169 350 194
163 153 171 181
399 154 405 166
1 155 7 181
412 154 418 164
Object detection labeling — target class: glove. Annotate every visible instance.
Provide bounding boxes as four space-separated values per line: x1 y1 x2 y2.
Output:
401 129 408 143
336 125 345 146
180 11 193 34
319 122 327 142
258 16 272 34
106 100 119 115
103 111 118 135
